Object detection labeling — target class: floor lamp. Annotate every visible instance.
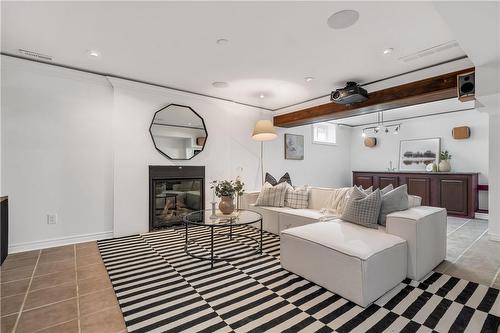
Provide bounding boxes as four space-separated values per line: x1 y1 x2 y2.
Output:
252 120 277 185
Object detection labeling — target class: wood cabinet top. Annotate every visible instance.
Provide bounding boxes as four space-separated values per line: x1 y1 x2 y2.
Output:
352 171 479 175
0 196 8 203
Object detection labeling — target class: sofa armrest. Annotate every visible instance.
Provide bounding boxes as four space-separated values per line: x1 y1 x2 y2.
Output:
408 195 422 208
386 206 447 280
240 191 260 209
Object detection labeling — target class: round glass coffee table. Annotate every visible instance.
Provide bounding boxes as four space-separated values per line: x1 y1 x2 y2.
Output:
183 209 263 268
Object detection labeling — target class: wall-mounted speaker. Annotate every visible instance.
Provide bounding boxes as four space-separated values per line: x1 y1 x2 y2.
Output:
457 72 475 102
452 126 471 139
364 137 377 147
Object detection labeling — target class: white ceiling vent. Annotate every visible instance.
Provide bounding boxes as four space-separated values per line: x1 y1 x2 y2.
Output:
18 49 53 61
399 40 460 63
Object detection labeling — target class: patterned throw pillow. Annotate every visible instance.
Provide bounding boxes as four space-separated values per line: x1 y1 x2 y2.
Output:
341 187 382 229
285 186 309 209
255 182 289 207
357 185 373 194
380 184 394 195
379 184 409 226
265 172 292 186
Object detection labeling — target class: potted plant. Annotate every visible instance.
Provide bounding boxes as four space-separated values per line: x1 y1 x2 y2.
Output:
211 179 245 215
439 150 452 172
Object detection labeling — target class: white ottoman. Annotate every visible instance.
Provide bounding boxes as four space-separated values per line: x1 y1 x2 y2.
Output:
280 220 407 307
386 206 447 281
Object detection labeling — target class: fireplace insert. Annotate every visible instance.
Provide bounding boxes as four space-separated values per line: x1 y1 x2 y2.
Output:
149 166 204 230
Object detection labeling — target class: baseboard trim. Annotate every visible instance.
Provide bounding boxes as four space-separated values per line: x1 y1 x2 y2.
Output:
474 212 489 220
489 232 500 242
8 231 114 253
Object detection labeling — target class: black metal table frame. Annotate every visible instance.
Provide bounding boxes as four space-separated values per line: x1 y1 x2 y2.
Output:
183 212 263 268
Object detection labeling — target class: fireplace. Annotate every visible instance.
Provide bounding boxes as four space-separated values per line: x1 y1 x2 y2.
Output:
149 165 205 231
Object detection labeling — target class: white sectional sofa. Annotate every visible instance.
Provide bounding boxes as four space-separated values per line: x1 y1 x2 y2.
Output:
242 186 447 307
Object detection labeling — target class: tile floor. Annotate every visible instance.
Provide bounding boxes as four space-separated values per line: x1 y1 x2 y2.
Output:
0 217 498 333
435 217 500 289
0 242 126 333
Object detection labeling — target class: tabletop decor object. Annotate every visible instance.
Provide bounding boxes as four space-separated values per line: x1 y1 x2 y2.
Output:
211 179 245 215
439 150 452 172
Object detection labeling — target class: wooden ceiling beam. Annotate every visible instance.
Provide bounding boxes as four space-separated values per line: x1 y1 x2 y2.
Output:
273 67 474 128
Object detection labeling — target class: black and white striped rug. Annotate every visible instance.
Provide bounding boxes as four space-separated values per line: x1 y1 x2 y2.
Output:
97 225 500 333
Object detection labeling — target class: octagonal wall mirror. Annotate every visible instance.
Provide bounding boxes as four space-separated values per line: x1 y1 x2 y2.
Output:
149 104 208 160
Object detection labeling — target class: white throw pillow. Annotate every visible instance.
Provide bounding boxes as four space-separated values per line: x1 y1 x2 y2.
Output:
255 182 289 207
285 186 309 209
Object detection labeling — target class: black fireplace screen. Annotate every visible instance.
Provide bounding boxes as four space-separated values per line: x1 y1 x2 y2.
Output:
152 178 203 229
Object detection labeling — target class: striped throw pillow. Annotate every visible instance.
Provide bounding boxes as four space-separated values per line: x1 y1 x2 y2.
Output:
255 182 289 207
285 186 309 209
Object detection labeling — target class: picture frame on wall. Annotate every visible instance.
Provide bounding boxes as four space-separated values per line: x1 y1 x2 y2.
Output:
399 138 440 171
284 134 304 160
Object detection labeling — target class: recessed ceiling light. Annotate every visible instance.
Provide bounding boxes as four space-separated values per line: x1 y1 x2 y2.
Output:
259 93 265 99
87 50 101 58
383 48 394 55
212 81 229 88
216 38 229 45
305 77 314 82
327 10 360 30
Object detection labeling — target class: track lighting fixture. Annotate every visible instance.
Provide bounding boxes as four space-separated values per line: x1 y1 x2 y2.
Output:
361 112 401 137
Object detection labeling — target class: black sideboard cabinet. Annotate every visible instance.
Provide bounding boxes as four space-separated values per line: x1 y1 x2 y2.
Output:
1 196 8 265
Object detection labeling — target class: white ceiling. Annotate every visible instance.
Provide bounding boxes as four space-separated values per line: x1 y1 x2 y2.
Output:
332 98 476 127
1 2 469 110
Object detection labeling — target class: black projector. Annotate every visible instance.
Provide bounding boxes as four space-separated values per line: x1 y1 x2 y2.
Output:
330 82 368 105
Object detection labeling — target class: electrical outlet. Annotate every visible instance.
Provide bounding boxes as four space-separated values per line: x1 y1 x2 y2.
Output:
47 214 57 225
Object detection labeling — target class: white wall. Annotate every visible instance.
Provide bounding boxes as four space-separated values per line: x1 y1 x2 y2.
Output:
350 110 489 209
110 78 267 236
2 55 493 249
1 56 114 251
488 111 500 239
2 56 355 248
264 124 352 188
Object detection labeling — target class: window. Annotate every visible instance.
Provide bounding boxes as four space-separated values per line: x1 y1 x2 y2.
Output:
312 122 337 145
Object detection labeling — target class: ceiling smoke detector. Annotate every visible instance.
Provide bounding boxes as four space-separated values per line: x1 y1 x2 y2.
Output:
18 49 53 61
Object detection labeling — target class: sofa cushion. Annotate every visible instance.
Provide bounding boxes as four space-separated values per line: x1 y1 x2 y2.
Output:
341 187 382 229
250 204 331 220
379 184 409 226
285 186 309 209
308 187 336 210
281 219 406 260
408 195 422 208
255 182 289 207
